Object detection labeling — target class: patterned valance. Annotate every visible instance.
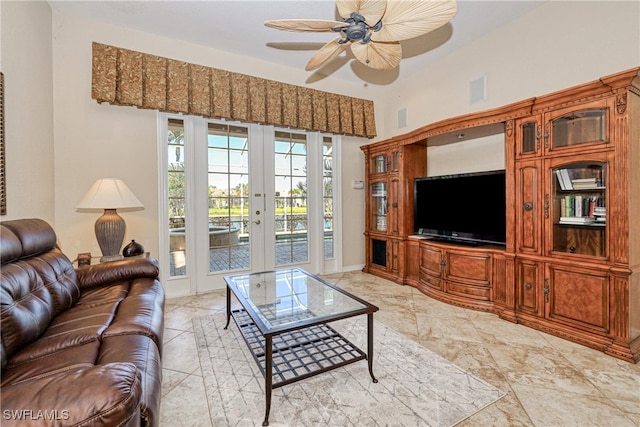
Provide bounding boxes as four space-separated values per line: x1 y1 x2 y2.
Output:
91 42 376 138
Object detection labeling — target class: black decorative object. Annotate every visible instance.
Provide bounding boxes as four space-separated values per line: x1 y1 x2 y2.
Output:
123 240 144 257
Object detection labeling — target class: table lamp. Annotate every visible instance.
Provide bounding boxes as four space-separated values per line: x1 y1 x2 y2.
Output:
76 178 144 262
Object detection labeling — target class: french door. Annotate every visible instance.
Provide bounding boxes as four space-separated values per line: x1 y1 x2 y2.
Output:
159 114 339 297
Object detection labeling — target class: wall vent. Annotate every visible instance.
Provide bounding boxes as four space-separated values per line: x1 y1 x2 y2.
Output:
470 76 486 104
398 107 408 128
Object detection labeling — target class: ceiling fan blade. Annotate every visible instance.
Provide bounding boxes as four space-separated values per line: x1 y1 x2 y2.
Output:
350 40 402 70
306 38 351 71
264 19 349 32
337 0 387 24
371 0 457 42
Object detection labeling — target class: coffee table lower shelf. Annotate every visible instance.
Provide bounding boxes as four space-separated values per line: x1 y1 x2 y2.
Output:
231 308 367 388
229 308 375 425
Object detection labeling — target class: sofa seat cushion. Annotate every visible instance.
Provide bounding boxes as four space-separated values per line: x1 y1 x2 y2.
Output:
1 342 101 386
99 335 162 427
103 278 165 351
9 297 125 364
1 362 141 427
74 282 130 309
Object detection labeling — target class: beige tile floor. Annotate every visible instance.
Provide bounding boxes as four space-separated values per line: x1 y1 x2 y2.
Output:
160 271 640 427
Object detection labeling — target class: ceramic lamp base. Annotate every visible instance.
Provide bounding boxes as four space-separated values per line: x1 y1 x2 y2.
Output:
95 208 126 262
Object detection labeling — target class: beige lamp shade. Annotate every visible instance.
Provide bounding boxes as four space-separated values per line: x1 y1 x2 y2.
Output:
76 179 143 262
76 178 143 210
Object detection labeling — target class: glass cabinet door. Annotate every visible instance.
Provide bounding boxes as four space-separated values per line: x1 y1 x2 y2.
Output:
549 108 607 150
550 161 606 257
371 182 388 232
371 154 387 175
519 121 539 156
391 150 399 172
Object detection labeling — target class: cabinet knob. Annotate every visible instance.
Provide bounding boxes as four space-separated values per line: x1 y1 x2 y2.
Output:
523 202 533 211
525 283 532 290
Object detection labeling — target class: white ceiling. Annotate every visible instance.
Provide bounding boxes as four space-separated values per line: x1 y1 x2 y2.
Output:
48 0 545 85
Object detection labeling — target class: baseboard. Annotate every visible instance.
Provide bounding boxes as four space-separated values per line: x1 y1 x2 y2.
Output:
341 264 365 273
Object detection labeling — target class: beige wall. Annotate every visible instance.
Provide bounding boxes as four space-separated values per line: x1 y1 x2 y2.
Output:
1 1 54 223
341 136 367 269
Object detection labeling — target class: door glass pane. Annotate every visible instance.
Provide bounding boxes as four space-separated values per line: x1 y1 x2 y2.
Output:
323 137 334 260
167 119 186 277
275 131 308 265
207 123 250 272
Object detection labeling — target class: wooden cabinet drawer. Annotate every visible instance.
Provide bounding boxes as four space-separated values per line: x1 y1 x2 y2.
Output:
446 281 491 301
420 245 443 277
446 251 492 286
419 269 443 290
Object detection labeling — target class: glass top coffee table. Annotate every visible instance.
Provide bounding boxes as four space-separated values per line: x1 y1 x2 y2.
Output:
224 267 379 426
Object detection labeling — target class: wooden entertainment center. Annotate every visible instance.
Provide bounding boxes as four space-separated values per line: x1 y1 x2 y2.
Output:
361 68 640 363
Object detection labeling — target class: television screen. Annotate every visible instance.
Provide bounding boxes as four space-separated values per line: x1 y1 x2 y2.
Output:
414 170 506 246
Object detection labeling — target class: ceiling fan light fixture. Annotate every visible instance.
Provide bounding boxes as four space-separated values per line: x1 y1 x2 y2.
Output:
265 0 457 71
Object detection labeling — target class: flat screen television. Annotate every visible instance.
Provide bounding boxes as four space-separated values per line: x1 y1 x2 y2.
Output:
414 170 506 246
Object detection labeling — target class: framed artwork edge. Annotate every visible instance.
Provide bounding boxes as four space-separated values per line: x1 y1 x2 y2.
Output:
1 71 5 216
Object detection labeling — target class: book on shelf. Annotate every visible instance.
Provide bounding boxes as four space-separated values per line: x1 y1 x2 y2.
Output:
588 197 597 217
572 182 601 189
594 211 606 221
556 169 573 190
561 195 603 218
559 216 595 224
556 170 568 190
556 170 603 190
560 169 573 189
571 176 603 189
574 195 583 217
562 195 576 217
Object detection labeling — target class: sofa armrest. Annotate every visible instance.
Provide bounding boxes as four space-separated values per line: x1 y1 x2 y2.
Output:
76 258 160 290
1 363 141 426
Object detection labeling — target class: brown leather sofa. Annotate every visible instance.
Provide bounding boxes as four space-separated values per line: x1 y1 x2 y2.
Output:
1 219 165 426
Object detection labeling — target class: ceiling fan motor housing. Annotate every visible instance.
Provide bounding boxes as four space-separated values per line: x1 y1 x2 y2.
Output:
346 22 367 40
335 12 381 44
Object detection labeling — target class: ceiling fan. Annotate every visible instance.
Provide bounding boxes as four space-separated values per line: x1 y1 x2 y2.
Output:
264 0 458 71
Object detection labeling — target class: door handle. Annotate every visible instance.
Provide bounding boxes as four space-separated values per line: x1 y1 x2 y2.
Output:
253 219 261 225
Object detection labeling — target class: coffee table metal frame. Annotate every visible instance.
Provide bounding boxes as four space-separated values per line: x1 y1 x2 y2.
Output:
224 268 379 426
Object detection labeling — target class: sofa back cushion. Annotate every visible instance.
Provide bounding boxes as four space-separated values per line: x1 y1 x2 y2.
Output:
1 219 81 370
